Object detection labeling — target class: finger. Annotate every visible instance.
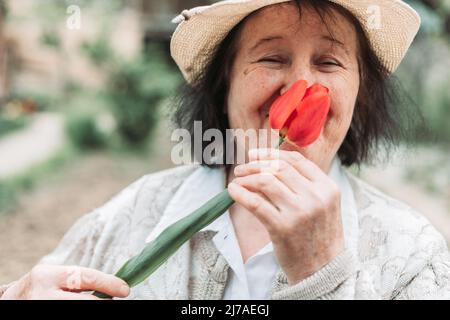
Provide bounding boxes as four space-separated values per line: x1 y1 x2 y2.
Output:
248 149 327 181
57 266 130 298
234 160 311 192
228 182 281 233
232 173 298 212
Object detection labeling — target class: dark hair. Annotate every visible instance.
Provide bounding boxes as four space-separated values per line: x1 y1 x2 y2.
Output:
171 0 421 168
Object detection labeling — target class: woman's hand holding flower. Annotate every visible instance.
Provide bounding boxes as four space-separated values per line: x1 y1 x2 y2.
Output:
228 149 345 285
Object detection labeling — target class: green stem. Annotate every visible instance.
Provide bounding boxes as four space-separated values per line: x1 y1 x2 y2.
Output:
93 189 234 298
93 136 285 298
278 136 285 147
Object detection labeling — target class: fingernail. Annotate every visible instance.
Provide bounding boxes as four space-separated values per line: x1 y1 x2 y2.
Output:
228 182 239 190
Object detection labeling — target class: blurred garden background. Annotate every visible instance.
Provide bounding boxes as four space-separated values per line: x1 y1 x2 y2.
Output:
0 0 449 284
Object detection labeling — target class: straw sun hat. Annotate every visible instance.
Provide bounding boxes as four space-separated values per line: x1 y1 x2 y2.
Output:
170 0 421 84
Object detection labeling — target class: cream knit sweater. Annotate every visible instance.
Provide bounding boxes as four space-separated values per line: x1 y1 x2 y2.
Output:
2 164 450 299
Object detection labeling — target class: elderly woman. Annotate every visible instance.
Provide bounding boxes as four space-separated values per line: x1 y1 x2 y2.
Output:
2 0 450 300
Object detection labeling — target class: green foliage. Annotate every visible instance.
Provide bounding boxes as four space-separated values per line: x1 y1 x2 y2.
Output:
0 180 15 214
395 36 450 146
425 85 450 144
407 0 444 36
8 91 56 113
0 117 27 137
66 113 106 150
0 0 7 17
40 29 61 49
0 146 76 215
106 49 180 145
81 34 181 146
80 35 113 67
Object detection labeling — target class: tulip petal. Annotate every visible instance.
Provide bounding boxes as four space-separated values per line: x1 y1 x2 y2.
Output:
269 80 308 130
304 83 329 97
295 90 329 114
287 95 331 147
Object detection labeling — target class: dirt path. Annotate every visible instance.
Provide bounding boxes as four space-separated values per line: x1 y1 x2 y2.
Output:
0 113 64 179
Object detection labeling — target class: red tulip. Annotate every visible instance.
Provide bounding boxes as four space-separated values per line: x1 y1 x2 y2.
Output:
269 80 331 148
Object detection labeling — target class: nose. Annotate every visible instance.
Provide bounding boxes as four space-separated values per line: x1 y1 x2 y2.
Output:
279 65 316 95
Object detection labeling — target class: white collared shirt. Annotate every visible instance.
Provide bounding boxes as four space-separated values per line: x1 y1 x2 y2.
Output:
145 157 359 300
206 211 279 299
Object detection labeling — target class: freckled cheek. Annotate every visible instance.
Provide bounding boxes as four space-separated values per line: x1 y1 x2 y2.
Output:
227 88 261 130
323 94 355 143
227 75 276 128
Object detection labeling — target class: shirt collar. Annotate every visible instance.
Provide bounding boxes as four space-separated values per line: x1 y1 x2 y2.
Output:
145 158 359 255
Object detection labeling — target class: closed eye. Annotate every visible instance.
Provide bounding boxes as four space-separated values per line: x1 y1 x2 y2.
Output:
259 56 285 64
317 56 343 67
323 61 339 65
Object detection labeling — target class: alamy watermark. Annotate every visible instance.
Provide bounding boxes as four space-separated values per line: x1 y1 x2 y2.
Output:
366 5 382 30
171 121 283 168
66 5 81 30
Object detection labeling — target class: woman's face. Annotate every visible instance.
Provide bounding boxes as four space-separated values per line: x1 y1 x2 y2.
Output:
226 2 360 172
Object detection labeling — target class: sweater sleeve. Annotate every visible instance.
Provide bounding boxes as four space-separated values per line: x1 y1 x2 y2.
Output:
271 249 358 300
36 209 105 267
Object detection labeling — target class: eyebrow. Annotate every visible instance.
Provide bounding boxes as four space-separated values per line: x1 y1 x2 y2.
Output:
249 36 284 53
248 34 352 57
321 35 350 55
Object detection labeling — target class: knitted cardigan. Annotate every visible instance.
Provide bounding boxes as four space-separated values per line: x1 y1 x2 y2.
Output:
2 164 450 299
